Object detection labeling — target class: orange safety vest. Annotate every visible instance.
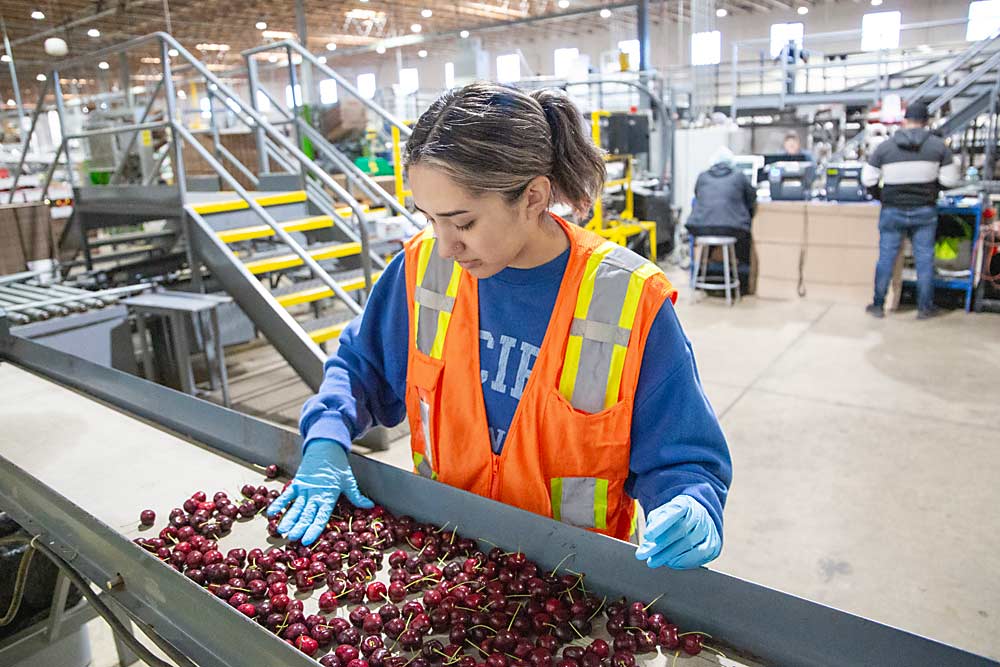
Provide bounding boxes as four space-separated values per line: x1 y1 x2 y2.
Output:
403 213 677 541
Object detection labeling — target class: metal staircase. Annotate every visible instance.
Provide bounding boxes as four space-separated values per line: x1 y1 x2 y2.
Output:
8 32 421 392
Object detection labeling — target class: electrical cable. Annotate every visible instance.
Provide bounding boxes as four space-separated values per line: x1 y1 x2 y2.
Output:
0 535 34 626
29 536 182 667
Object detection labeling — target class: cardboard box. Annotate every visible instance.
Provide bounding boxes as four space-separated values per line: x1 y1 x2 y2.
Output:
754 201 806 244
0 202 54 274
755 242 802 280
755 277 801 300
806 201 880 248
803 246 878 284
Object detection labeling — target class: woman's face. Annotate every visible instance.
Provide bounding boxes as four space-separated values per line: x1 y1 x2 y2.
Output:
408 164 553 279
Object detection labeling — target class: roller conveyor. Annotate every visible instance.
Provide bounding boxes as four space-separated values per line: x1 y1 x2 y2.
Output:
0 328 995 667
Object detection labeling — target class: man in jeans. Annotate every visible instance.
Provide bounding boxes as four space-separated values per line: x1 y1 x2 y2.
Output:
861 101 960 319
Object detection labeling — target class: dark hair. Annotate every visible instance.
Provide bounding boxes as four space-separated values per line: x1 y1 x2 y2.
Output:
403 82 606 217
783 131 800 142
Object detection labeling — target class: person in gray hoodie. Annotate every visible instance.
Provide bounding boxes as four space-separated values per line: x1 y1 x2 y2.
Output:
686 147 758 290
861 101 961 319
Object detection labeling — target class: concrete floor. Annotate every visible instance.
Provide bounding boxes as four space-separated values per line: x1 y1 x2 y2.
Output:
84 281 1000 664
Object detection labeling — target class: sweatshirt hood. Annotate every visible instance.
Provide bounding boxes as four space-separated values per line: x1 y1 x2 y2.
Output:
893 128 930 151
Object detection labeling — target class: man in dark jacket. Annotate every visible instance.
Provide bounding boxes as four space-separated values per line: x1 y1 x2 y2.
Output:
686 147 758 290
861 101 960 319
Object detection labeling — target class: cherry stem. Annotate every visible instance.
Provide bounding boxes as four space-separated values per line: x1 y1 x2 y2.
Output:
587 596 607 622
507 602 523 631
549 552 575 577
677 631 712 639
468 624 498 635
642 594 664 612
701 643 727 659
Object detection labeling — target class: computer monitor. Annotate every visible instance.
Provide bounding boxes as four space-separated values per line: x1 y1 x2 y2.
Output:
733 155 765 187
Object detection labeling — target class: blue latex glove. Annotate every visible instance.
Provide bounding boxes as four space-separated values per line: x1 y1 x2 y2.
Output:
266 438 374 545
634 495 721 570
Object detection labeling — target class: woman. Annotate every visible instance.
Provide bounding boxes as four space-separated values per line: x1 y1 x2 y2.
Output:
268 83 731 570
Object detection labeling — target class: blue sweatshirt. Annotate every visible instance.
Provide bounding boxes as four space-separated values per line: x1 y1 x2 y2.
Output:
301 250 732 535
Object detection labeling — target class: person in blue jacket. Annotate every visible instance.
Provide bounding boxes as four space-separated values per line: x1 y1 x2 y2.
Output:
269 83 732 570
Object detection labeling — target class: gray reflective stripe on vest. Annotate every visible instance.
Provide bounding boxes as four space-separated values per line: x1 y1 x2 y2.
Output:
551 476 609 530
418 398 433 468
569 245 648 413
415 240 457 356
416 457 434 479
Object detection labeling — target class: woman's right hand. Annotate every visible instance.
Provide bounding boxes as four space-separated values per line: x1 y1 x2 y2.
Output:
266 438 374 546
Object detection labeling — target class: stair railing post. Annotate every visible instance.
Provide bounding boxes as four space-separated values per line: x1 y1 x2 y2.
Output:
285 44 308 191
246 56 269 175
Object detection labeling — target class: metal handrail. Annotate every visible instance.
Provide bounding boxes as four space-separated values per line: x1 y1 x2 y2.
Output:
906 31 1000 103
929 49 1000 114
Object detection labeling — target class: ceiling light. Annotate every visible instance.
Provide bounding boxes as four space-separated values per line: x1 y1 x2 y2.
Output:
140 56 161 64
1 55 10 63
318 55 327 63
716 8 727 17
87 28 100 37
31 10 45 20
557 0 570 8
376 45 387 54
421 9 433 18
6 99 14 105
255 21 267 30
196 43 230 52
460 30 470 38
268 54 278 63
168 48 179 57
418 49 428 58
600 8 612 18
262 30 296 39
36 73 46 81
411 23 422 33
177 89 186 99
870 0 882 4
98 61 110 70
797 6 808 14
326 42 337 51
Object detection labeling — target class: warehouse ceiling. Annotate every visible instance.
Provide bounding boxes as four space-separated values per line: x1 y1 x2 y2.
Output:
0 0 808 105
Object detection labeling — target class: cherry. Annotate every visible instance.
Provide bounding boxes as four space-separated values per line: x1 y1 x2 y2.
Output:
348 660 370 667
610 653 635 667
312 626 335 647
270 594 290 612
266 464 279 478
362 613 383 634
228 592 249 608
398 629 423 650
562 647 584 662
284 622 308 640
681 635 703 656
319 591 339 612
387 582 407 602
487 654 508 667
349 605 372 628
191 491 207 502
586 640 609 659
320 655 342 667
367 582 388 603
237 603 256 617
378 603 401 622
139 509 156 526
338 628 362 646
336 644 361 664
296 635 320 656
658 626 679 650
360 635 384 655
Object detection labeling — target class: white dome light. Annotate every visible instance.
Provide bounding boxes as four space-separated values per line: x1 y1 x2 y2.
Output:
421 9 433 18
600 9 612 18
376 45 387 54
797 6 808 14
88 28 100 37
44 37 68 57
255 21 267 30
418 49 428 58
326 42 337 51
98 61 110 70
31 10 45 20
36 73 47 81
716 8 728 17
460 30 470 38
411 23 422 33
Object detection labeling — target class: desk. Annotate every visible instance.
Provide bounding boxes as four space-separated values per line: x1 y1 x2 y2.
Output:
123 291 232 407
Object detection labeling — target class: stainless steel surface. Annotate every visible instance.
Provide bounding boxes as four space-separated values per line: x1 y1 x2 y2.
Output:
0 334 995 667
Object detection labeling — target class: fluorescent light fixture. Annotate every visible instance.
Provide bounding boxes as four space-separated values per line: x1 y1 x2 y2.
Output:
326 42 337 51
98 61 110 70
31 10 45 20
87 28 100 37
376 45 387 54
600 8 612 18
716 8 727 17
255 21 267 30
797 6 808 15
411 23 422 33
418 49 428 58
196 43 230 51
262 30 296 39
558 0 570 8
140 57 161 64
36 73 47 81
460 30 470 38
421 9 433 18
871 0 882 5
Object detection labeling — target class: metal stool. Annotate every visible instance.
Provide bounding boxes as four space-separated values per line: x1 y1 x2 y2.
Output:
691 236 741 305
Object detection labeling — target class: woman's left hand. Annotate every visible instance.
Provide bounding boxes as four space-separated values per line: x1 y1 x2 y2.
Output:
634 495 721 570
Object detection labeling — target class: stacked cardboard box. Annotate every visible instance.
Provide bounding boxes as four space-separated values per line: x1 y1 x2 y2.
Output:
0 202 55 274
754 201 806 299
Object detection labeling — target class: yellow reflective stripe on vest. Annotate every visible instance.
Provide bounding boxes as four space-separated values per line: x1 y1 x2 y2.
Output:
413 233 460 359
559 243 662 413
550 477 609 530
413 452 436 480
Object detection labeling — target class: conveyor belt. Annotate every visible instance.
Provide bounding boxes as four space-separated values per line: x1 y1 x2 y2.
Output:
0 333 994 667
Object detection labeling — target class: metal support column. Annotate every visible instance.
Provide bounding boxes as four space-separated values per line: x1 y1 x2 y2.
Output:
51 72 76 189
1 18 25 134
637 0 650 73
246 57 269 175
295 0 314 108
286 45 308 190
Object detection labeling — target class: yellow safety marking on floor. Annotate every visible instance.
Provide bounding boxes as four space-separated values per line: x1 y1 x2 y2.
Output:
243 242 362 274
191 191 307 215
276 271 383 308
216 215 334 244
308 322 350 343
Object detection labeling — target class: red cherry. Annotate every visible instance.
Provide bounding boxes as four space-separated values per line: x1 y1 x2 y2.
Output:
139 509 156 526
366 582 388 602
237 603 256 617
319 591 339 612
265 464 279 478
336 644 361 664
296 635 320 656
681 635 703 656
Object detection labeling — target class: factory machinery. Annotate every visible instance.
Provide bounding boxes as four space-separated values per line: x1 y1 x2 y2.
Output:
1 324 996 667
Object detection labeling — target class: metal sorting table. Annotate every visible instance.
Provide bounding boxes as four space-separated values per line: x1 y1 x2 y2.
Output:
0 333 995 667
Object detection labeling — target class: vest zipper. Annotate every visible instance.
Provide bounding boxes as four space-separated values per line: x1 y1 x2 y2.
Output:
489 455 501 500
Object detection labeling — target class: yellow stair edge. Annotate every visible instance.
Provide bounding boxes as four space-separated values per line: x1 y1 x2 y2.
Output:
217 215 334 244
309 322 350 344
191 191 307 215
243 242 362 275
276 271 384 308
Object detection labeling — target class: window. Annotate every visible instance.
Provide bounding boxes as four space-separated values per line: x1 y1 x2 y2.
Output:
320 79 338 104
770 22 804 58
967 1 1000 41
357 73 377 100
399 68 419 96
496 53 520 83
445 62 455 89
284 84 302 108
254 90 271 113
554 47 579 78
691 31 721 66
861 11 901 51
617 39 640 71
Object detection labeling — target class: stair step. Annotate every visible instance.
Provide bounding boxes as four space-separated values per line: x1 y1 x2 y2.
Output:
242 242 362 275
272 270 384 308
302 314 353 344
191 190 307 216
217 214 336 244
